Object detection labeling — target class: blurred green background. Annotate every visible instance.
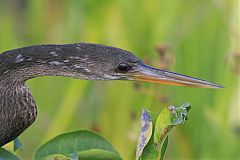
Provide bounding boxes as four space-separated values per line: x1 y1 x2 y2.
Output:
0 0 239 159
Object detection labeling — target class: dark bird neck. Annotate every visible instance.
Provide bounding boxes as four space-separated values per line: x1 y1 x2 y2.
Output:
0 43 111 84
0 83 36 146
0 44 81 146
0 43 125 146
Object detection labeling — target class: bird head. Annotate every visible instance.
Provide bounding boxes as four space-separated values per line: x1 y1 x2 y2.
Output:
76 43 222 88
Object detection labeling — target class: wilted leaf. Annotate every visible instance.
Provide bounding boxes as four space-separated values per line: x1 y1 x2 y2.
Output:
170 102 191 125
135 109 153 160
35 130 122 160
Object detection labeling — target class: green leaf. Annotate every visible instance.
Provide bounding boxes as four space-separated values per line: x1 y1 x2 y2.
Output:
137 103 191 160
41 146 122 160
154 106 172 146
35 130 122 160
0 148 20 160
78 149 122 160
154 103 191 147
45 154 70 160
139 138 159 160
160 136 168 160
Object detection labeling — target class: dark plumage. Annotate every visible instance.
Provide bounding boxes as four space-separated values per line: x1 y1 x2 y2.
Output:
0 43 222 146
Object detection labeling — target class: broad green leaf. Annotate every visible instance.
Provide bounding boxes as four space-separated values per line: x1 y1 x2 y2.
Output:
78 149 122 160
45 149 122 160
0 148 20 160
45 154 70 160
35 130 121 160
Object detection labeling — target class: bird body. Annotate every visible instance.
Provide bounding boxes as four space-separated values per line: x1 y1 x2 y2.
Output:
0 43 222 146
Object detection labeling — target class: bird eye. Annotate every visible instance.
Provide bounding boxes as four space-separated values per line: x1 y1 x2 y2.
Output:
116 63 131 73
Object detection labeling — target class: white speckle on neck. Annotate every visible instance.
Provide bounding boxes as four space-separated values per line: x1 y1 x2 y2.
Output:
104 75 116 79
15 54 24 63
73 64 82 69
69 56 80 59
49 51 58 57
81 57 88 61
38 64 44 67
27 57 33 61
4 70 9 74
84 68 91 72
63 59 70 63
36 60 46 64
49 61 62 65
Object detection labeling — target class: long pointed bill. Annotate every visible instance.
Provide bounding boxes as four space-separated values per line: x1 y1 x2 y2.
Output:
130 64 223 89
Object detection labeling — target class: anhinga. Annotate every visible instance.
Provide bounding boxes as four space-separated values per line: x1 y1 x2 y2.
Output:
0 43 222 146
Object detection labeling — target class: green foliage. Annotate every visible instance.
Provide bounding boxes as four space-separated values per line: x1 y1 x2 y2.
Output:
0 103 190 160
77 149 121 160
0 148 20 160
44 149 122 160
160 136 168 160
35 130 121 160
136 103 191 160
154 102 191 145
45 154 70 160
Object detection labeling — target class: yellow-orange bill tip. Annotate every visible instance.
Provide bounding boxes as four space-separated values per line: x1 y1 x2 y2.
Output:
133 75 223 89
130 64 224 89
